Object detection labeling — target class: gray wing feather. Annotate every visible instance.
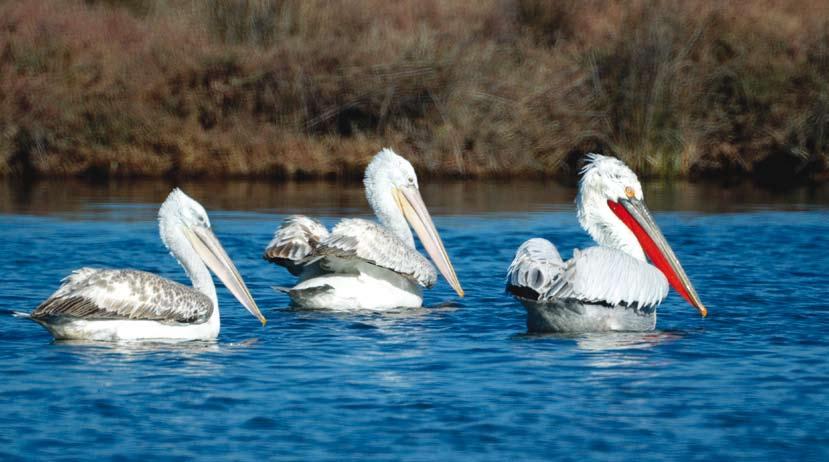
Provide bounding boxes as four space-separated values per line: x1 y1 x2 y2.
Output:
31 268 213 323
506 238 565 300
315 218 437 287
264 215 330 275
545 247 669 308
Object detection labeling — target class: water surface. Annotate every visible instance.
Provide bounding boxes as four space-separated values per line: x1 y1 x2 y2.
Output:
1 179 828 461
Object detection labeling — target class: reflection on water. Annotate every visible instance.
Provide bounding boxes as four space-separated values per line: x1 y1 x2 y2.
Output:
49 340 223 378
51 337 262 374
514 330 684 370
578 332 683 370
575 330 683 351
285 302 461 328
54 337 262 352
3 177 829 217
514 330 682 351
53 339 221 351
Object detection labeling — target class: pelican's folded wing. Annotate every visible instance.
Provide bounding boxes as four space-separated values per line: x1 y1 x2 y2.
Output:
546 247 669 308
315 218 437 287
506 238 566 301
264 215 330 275
31 268 213 323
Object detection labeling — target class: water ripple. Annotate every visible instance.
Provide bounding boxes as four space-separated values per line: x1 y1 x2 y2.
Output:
0 189 828 460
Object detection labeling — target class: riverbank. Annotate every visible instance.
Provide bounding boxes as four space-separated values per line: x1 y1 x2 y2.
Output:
1 1 828 185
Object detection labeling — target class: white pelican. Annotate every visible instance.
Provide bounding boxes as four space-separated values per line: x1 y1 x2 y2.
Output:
264 148 463 310
17 188 266 341
506 154 707 332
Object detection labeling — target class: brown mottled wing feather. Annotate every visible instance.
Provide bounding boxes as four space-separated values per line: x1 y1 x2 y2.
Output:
314 218 437 287
31 268 213 323
264 215 330 276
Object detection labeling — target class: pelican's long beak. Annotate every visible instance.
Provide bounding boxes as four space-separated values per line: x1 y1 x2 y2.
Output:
184 225 267 325
393 186 464 297
608 198 707 317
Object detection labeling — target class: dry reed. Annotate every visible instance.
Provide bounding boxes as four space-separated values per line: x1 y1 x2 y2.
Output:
0 0 827 184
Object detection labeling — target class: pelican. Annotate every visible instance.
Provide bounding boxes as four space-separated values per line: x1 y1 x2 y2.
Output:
264 148 463 310
17 188 266 341
506 154 707 332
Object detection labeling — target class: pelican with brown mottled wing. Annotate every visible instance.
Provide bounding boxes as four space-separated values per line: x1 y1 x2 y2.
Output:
264 148 463 310
17 189 266 341
506 154 707 332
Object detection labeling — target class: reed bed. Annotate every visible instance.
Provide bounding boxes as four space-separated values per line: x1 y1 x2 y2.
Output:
1 0 827 184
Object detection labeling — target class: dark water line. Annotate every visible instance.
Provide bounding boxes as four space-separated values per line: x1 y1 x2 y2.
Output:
3 178 829 217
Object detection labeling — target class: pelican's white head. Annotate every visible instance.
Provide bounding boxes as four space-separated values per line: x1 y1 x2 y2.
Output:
363 148 463 297
575 154 707 317
159 188 212 233
364 148 419 239
576 154 645 259
158 188 266 325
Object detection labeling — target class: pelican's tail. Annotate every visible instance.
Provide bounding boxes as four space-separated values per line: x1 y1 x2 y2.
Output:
265 216 329 276
272 285 334 297
273 284 336 309
8 310 31 319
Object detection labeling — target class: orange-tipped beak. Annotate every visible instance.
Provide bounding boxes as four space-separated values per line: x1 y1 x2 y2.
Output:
608 198 707 317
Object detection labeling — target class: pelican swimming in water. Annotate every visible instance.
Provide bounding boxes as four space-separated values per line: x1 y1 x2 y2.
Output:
17 188 266 341
264 148 463 310
506 154 707 332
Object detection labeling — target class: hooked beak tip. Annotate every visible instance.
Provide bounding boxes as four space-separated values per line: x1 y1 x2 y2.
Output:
612 198 708 320
185 225 267 326
395 186 464 299
251 306 267 326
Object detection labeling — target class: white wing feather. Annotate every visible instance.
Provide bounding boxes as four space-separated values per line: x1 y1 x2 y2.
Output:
547 247 668 308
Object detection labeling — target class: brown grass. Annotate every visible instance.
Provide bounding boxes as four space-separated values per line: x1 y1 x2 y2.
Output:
1 0 828 183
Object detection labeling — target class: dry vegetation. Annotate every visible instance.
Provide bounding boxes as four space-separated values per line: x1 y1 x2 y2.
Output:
0 0 828 184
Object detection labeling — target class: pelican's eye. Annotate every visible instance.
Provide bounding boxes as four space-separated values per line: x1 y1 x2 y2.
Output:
624 186 635 199
408 177 415 184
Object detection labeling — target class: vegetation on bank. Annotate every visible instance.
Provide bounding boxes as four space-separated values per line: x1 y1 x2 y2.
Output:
0 0 827 185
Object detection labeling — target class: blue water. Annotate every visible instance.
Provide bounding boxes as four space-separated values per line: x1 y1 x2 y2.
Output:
1 180 828 461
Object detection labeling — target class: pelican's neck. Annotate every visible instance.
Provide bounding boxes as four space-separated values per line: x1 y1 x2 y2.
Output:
159 217 218 308
576 187 646 261
364 177 414 248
